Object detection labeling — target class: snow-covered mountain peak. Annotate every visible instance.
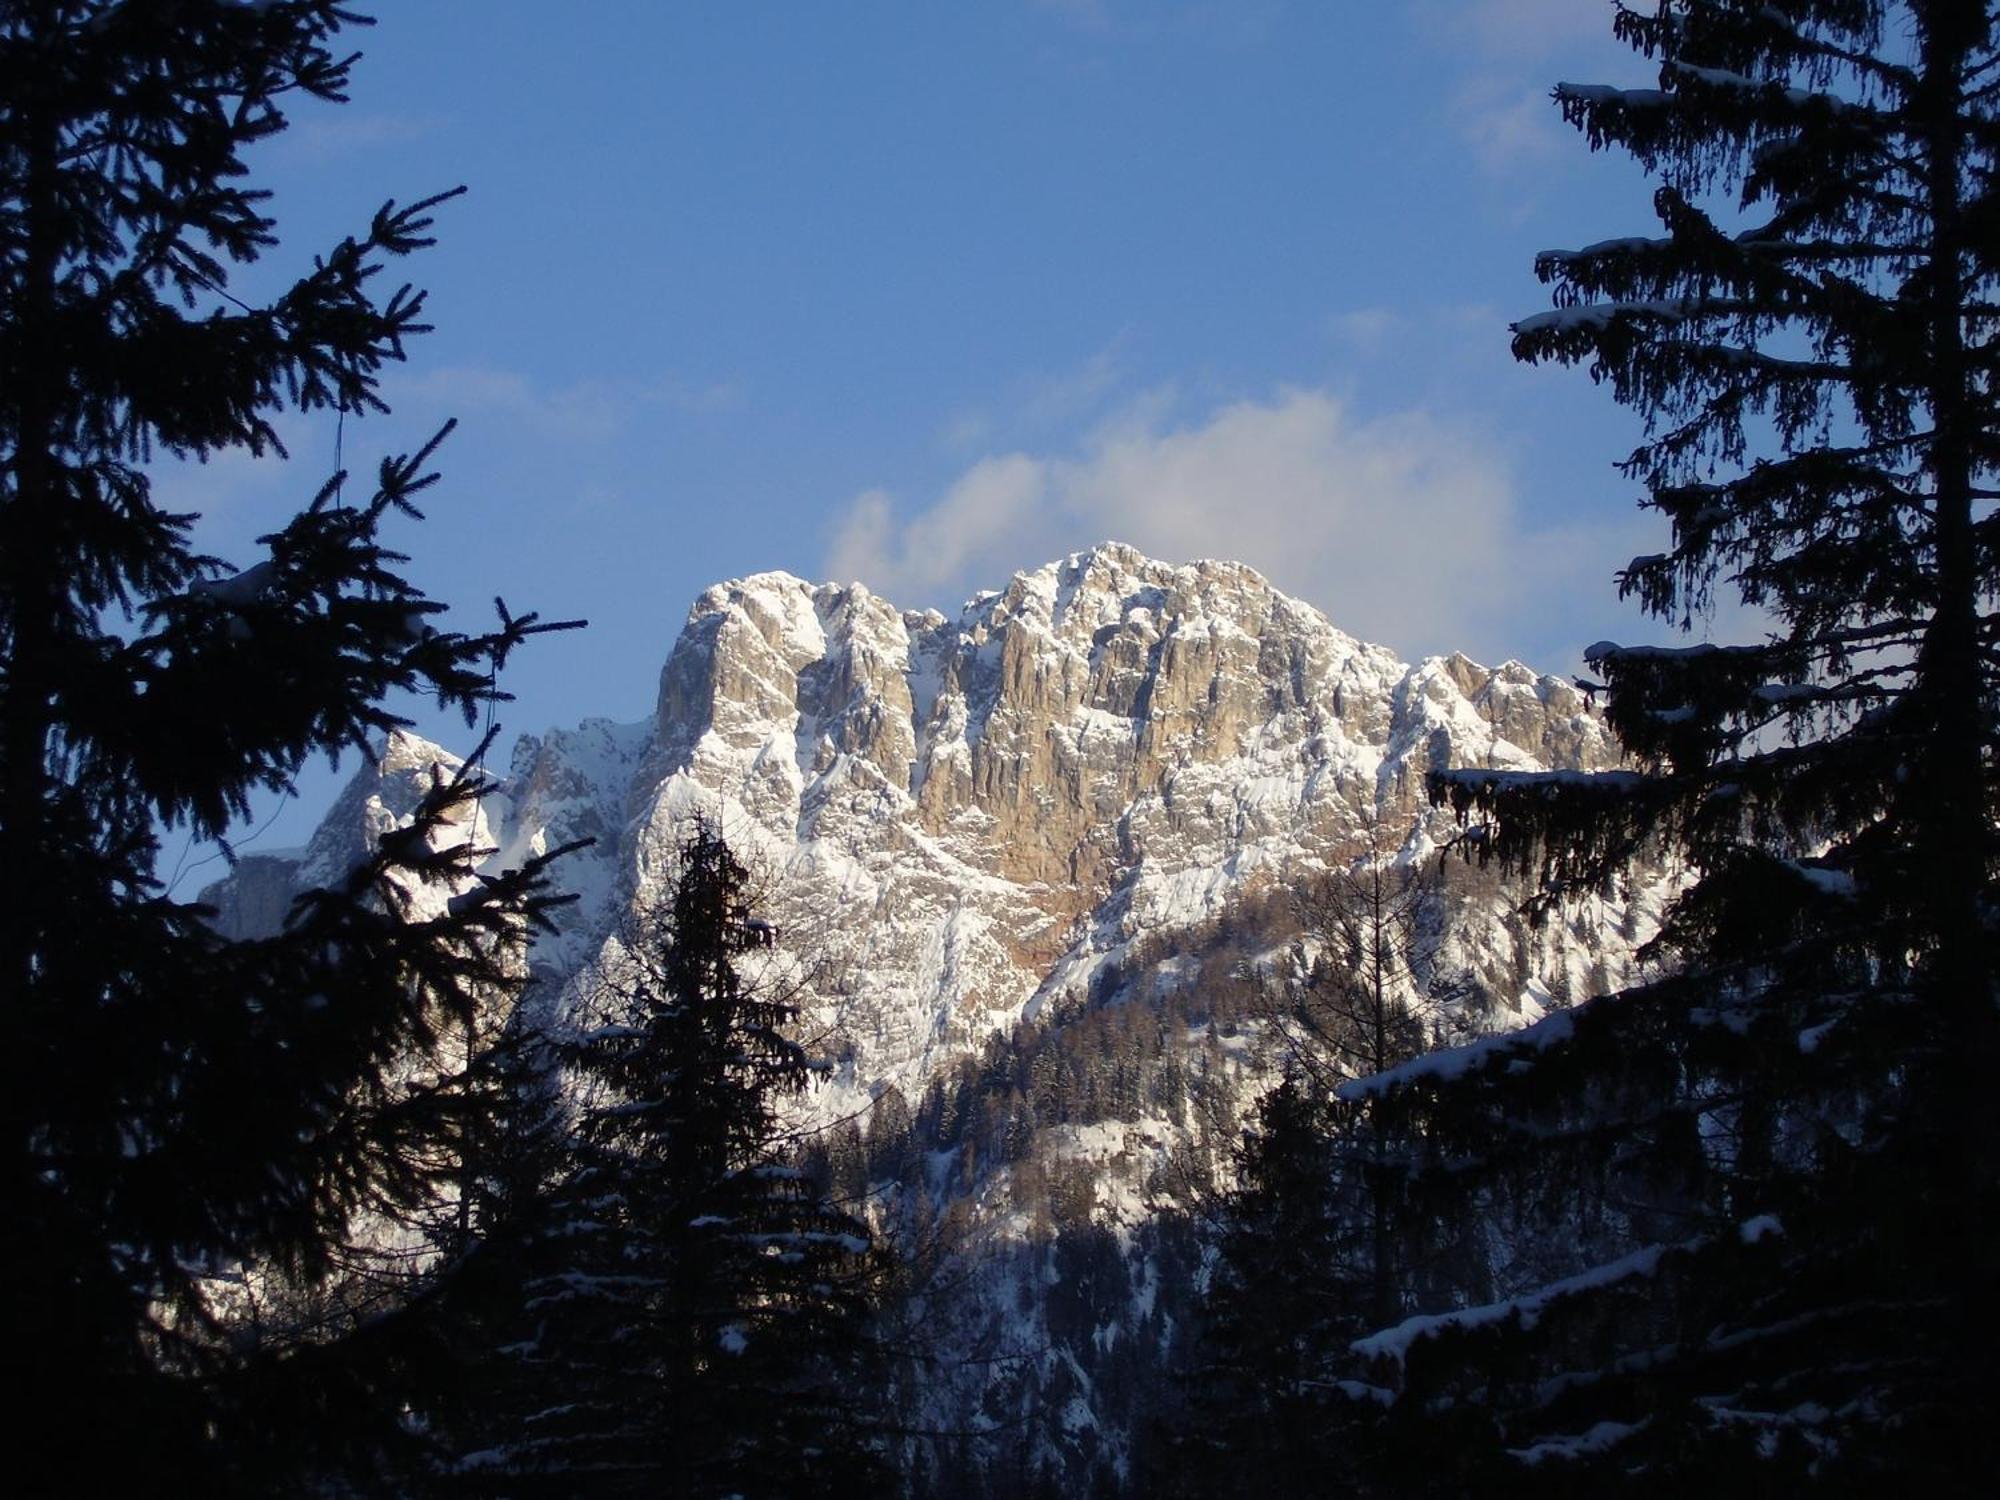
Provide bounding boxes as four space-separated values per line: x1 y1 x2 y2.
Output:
194 545 1678 1493
212 546 1635 1111
201 728 487 937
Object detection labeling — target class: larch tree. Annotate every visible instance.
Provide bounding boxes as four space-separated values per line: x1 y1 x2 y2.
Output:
0 2 581 1490
1169 848 1483 1496
1324 0 1996 1489
1268 849 1466 1099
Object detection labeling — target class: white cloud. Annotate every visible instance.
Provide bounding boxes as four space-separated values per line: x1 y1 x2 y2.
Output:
1330 303 1508 367
1413 0 1648 178
937 342 1128 455
829 456 1050 600
273 111 436 165
1019 345 1126 430
1031 0 1114 32
390 365 743 441
1421 0 1621 61
935 411 995 454
825 387 1650 666
1028 0 1281 47
1328 307 1402 353
1453 79 1571 174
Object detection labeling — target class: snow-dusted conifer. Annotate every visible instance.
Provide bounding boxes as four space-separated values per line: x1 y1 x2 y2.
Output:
1342 1 1999 1486
1169 849 1484 1495
1163 1079 1359 1497
0 3 582 1489
482 825 883 1497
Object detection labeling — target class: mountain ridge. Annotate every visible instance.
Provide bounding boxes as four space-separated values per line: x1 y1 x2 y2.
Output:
205 541 1666 1489
213 541 1640 1114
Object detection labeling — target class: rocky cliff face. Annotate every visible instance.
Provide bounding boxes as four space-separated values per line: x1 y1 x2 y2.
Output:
206 542 1661 1491
211 542 1641 1113
602 545 1625 1102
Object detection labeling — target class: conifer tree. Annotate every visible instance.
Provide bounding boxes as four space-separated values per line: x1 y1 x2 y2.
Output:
0 3 581 1489
1162 1078 1353 1498
1172 854 1482 1495
421 1008 577 1488
479 825 883 1497
1328 1 1997 1488
1269 858 1453 1096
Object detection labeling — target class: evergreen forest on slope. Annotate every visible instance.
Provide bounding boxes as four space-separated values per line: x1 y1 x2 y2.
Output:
2 2 1994 1494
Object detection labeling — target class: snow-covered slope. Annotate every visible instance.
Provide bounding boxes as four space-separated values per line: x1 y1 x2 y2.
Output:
481 544 1630 1108
214 543 1638 1079
206 543 1664 1491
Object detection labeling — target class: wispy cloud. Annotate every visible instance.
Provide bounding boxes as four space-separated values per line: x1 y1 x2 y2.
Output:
936 341 1129 454
1029 0 1283 46
1327 307 1403 354
272 111 438 165
828 387 1648 665
1412 0 1641 178
1451 79 1571 175
1020 345 1126 430
391 365 744 442
1031 0 1114 32
1424 0 1621 62
1329 303 1504 353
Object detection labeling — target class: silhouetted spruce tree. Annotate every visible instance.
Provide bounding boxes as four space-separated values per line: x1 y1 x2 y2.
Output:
1326 2 1997 1490
477 825 883 1497
1268 861 1442 1097
1162 1077 1356 1498
421 1011 578 1489
1267 844 1488 1326
0 3 584 1490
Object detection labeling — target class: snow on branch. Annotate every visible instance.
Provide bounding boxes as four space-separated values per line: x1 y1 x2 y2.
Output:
1508 1417 1652 1467
1537 236 1670 265
1429 767 1649 800
1350 1239 1700 1369
1556 83 1667 111
1337 1000 1590 1102
1583 640 1771 664
1665 59 1852 115
1513 300 1711 336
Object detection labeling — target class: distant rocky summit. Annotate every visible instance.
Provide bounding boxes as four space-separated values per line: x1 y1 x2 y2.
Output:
207 543 1666 1489
213 541 1641 1111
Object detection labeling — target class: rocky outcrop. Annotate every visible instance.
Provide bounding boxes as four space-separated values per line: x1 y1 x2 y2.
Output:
214 543 1644 1113
226 546 1618 1111
204 543 1667 1491
200 729 492 934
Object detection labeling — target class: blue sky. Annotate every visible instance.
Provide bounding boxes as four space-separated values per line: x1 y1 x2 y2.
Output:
162 0 1705 861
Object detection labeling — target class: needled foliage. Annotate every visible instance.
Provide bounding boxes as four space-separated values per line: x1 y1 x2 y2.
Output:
1163 852 1489 1498
0 3 580 1490
1324 0 1998 1490
458 825 884 1498
1160 1078 1368 1499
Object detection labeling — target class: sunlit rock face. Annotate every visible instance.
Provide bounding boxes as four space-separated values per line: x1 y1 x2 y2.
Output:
397 542 1624 1113
214 543 1643 1111
205 543 1661 1486
199 729 497 935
